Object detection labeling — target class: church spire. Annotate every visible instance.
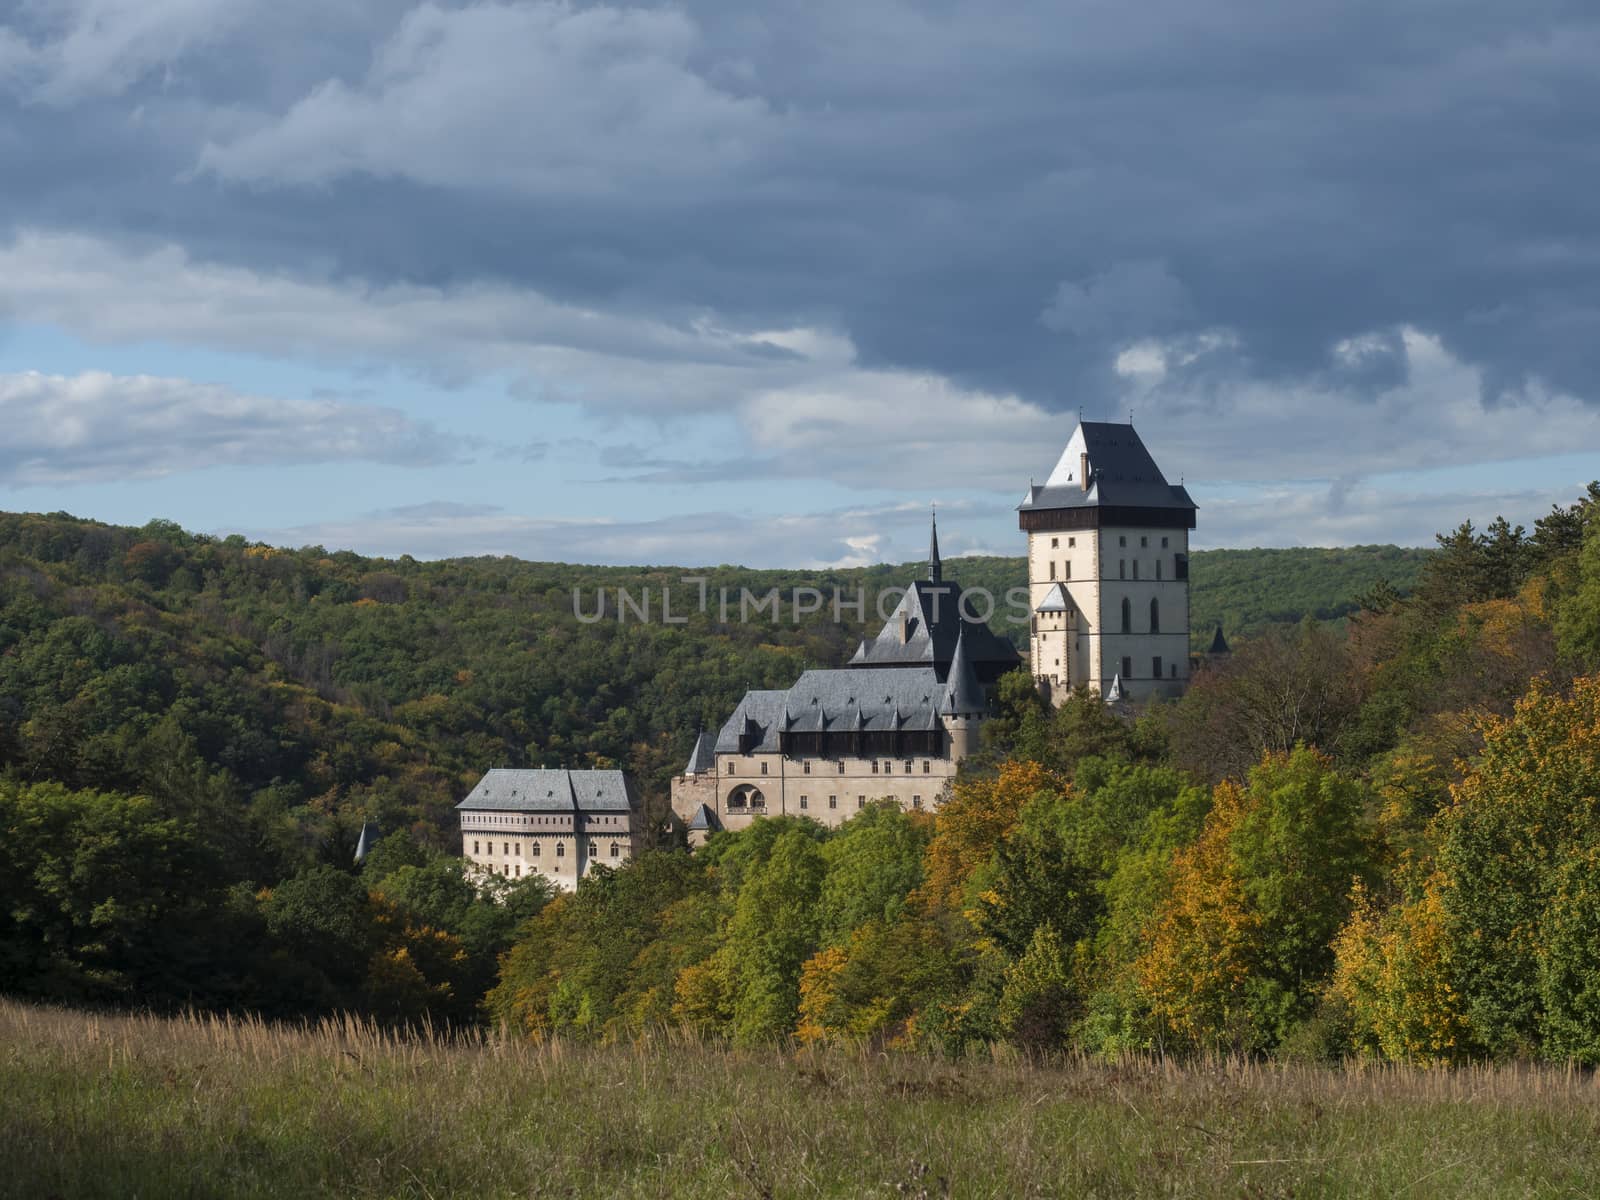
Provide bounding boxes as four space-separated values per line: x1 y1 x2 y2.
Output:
929 507 942 582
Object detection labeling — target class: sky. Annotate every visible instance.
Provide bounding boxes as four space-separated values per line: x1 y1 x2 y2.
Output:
2 0 1599 568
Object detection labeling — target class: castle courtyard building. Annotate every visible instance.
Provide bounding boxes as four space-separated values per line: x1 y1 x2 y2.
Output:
672 520 1019 831
458 768 642 892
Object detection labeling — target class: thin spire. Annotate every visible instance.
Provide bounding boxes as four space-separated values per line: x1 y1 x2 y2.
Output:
928 505 942 582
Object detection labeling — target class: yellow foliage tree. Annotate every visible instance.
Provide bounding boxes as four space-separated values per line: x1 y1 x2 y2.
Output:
918 760 1065 915
1330 873 1470 1063
1135 780 1259 1049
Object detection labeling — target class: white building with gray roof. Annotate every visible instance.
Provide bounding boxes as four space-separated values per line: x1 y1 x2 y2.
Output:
672 518 1017 832
458 768 641 891
1019 420 1195 703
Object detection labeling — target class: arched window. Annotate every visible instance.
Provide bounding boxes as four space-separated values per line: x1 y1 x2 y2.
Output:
1121 597 1132 634
1150 597 1160 633
556 842 565 857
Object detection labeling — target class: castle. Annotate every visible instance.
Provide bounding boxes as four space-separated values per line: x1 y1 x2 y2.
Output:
461 419 1194 871
670 418 1194 834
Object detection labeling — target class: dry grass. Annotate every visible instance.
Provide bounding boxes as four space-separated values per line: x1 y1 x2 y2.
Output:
3 996 1598 1198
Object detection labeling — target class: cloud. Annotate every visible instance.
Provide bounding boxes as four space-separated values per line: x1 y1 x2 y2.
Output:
2 1 1600 558
198 2 773 197
0 369 460 485
231 496 1008 569
0 231 840 411
0 0 246 105
1041 260 1193 340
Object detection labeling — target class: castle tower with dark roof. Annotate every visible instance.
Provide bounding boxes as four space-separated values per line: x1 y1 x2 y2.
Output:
1019 420 1195 703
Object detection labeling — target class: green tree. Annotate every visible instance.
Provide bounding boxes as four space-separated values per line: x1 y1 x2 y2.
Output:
725 828 827 1044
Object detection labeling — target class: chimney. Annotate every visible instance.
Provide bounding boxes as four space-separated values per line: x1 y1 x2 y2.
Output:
1080 451 1090 492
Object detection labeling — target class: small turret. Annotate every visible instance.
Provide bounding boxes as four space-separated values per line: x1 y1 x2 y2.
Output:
942 626 985 760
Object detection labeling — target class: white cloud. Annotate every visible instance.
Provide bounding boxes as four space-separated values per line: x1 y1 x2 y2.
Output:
0 369 458 485
0 230 835 412
0 0 245 105
232 497 978 569
198 1 773 196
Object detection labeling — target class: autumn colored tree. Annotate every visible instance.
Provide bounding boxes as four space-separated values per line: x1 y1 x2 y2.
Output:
1137 748 1372 1052
1430 676 1600 1059
918 760 1064 916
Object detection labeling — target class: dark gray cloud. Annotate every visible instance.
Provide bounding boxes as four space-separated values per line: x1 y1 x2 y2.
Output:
3 0 1600 442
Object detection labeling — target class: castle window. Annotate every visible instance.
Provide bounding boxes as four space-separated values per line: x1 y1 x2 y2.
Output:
473 841 480 855
1119 535 1127 547
872 761 879 774
829 796 838 809
1064 561 1071 580
760 761 768 775
803 761 811 774
913 796 923 809
1119 560 1126 579
800 796 809 809
1121 655 1133 679
1153 656 1163 679
1051 537 1058 548
532 843 540 857
1068 537 1076 548
857 796 865 808
1141 536 1148 548
1049 561 1056 580
1121 597 1132 634
504 843 510 856
486 842 493 856
1150 597 1160 633
557 843 565 857
610 844 620 857
515 865 521 877
1156 560 1162 580
515 843 521 856
923 761 931 773
1171 663 1178 678
838 762 845 774
904 760 913 774
727 762 735 774
1132 561 1139 580
1162 537 1169 548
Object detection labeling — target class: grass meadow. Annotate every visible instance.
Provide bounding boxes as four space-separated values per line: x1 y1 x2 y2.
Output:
3 998 1599 1199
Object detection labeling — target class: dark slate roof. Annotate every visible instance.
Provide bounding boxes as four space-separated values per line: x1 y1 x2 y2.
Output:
456 768 633 813
847 579 1020 673
717 668 950 747
1035 582 1072 613
1019 421 1195 514
1209 625 1231 655
683 730 716 775
712 689 789 754
942 628 986 716
686 803 721 833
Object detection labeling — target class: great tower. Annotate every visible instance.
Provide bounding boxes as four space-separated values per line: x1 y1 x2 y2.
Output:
1018 420 1196 703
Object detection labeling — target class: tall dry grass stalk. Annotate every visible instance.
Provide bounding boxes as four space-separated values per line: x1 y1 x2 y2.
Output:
4 996 1599 1198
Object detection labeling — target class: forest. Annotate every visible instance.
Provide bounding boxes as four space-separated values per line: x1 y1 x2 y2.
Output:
5 490 1600 1062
